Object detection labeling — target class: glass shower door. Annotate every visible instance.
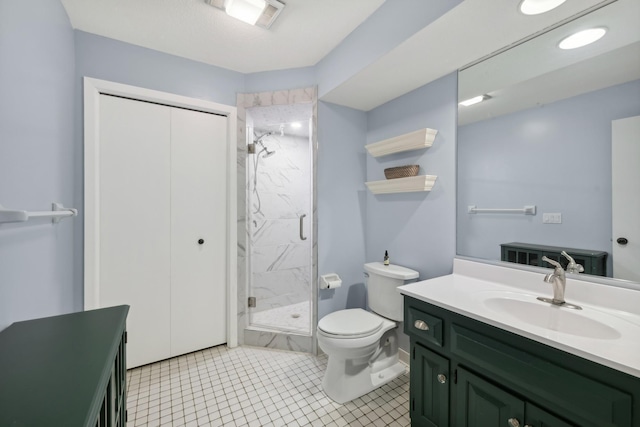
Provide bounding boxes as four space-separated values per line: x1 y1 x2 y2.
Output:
246 104 313 335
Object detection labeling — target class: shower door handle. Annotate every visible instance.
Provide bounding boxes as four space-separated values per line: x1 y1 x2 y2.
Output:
299 214 307 241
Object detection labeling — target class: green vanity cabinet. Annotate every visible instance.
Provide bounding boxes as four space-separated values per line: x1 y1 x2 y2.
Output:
0 305 129 427
404 296 639 427
411 343 450 427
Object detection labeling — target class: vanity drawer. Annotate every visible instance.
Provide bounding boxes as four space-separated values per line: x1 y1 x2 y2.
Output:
405 304 443 347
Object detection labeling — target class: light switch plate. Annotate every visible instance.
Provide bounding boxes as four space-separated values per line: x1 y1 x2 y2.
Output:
543 213 562 224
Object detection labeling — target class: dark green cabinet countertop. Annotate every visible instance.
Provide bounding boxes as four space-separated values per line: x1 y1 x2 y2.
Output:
0 305 129 427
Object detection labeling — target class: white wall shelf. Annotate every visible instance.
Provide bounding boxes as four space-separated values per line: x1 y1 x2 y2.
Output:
365 128 438 157
366 175 437 194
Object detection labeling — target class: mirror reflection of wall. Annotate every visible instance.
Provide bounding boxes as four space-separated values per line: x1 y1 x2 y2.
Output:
456 0 640 282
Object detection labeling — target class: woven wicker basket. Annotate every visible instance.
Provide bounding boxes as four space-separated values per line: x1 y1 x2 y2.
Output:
384 165 420 179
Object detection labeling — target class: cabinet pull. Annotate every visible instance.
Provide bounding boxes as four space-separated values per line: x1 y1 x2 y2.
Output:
437 374 447 384
507 418 520 427
414 320 429 331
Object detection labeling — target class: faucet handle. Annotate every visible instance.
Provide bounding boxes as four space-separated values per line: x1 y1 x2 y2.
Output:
561 251 584 273
541 256 563 270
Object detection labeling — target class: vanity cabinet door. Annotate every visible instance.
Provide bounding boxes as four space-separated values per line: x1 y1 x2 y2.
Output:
526 403 577 427
410 343 450 427
456 367 525 427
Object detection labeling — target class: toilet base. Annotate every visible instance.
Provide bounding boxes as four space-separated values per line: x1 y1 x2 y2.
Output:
322 358 406 404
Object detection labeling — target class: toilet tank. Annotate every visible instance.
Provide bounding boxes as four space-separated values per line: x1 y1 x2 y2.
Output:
364 262 419 321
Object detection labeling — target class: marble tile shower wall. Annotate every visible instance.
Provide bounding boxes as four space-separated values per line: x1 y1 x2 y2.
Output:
250 132 311 313
236 87 318 352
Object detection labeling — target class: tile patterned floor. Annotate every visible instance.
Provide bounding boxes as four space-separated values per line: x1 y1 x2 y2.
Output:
126 345 410 427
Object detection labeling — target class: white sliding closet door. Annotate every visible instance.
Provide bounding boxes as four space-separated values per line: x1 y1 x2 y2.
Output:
98 95 172 368
170 108 227 356
96 95 228 368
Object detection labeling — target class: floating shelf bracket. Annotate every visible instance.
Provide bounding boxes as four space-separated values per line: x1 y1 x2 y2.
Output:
0 202 78 224
468 205 537 215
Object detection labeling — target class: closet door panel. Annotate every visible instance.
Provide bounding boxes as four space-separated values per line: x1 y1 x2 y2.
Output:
98 95 172 368
170 108 228 356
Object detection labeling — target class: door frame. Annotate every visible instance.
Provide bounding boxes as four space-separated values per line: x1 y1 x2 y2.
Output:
83 77 238 348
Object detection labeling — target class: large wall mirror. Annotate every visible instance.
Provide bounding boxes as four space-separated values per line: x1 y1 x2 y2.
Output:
457 0 640 284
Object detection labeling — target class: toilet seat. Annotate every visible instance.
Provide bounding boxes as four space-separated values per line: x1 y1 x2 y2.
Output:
318 308 383 338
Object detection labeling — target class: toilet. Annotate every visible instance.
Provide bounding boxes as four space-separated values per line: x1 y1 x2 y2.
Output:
317 262 419 403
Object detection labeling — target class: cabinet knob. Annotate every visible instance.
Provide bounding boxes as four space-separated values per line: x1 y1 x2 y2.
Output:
198 239 205 245
414 320 429 331
617 237 628 245
437 374 447 384
507 418 520 427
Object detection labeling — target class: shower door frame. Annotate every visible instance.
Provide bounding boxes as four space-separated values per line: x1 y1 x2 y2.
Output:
236 88 318 354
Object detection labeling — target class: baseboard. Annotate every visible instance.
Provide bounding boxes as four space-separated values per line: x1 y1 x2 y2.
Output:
399 348 410 368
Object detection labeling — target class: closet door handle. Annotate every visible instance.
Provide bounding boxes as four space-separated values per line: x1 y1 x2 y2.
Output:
300 214 307 241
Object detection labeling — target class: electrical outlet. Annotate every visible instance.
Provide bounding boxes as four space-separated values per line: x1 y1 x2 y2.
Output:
543 213 562 224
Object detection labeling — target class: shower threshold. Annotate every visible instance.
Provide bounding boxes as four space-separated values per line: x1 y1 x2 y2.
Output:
250 301 311 335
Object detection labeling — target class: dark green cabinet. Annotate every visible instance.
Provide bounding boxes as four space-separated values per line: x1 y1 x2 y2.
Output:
411 343 450 427
526 403 576 427
0 305 129 427
456 368 576 427
456 368 525 427
500 242 608 276
404 296 638 427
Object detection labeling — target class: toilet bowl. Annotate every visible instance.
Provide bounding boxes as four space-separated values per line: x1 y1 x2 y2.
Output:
317 262 419 403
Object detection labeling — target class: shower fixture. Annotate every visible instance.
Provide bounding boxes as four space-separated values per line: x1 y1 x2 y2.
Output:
250 130 278 215
250 131 277 158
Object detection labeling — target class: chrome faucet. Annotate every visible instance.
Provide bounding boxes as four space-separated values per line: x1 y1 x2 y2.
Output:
538 256 582 310
561 251 584 274
541 256 566 305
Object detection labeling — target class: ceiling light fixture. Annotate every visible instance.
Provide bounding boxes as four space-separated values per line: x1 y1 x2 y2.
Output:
205 0 285 29
459 95 491 107
225 0 266 25
559 28 607 49
519 0 566 15
290 122 302 128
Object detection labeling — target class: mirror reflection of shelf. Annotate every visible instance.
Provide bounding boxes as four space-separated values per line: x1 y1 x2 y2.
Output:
366 175 437 194
365 128 438 157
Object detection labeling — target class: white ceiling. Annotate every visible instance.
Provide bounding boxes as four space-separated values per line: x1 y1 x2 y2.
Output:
61 0 636 111
60 0 385 73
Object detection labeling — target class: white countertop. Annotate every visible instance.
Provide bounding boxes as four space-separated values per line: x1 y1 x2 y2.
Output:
398 258 640 378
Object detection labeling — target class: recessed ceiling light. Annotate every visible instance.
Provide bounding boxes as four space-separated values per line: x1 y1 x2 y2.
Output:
459 95 491 107
559 28 607 49
519 0 566 15
290 122 302 128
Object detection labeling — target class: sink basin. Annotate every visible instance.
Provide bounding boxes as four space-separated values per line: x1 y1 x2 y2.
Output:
484 296 621 340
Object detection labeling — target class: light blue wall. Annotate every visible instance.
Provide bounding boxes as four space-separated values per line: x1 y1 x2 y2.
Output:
317 102 368 319
0 0 76 330
366 73 458 277
366 72 459 350
245 67 316 93
457 79 640 275
1 1 459 341
317 0 463 98
75 31 245 106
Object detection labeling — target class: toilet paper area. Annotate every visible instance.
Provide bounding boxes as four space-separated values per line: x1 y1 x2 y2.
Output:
320 273 342 289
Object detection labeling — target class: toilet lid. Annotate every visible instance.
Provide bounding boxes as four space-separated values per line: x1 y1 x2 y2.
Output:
318 309 383 337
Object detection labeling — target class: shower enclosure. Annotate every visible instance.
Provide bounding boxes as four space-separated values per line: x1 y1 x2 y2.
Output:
236 88 317 353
